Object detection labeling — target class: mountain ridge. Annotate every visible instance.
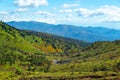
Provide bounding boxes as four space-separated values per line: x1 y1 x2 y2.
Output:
7 21 120 42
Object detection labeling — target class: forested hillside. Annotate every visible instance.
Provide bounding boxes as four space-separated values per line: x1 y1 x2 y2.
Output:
0 21 120 80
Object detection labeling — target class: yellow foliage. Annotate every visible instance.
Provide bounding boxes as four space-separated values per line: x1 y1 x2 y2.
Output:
33 44 61 53
56 48 63 53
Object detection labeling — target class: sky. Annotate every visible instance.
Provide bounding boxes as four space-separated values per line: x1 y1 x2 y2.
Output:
0 0 120 29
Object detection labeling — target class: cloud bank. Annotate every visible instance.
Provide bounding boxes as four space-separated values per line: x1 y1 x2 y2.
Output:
14 0 48 7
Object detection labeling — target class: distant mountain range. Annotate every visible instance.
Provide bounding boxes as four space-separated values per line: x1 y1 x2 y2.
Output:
7 21 120 42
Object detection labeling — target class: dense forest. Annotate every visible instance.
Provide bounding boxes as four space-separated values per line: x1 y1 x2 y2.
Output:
0 21 120 80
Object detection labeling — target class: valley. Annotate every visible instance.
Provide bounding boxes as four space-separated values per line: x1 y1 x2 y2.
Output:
0 21 120 80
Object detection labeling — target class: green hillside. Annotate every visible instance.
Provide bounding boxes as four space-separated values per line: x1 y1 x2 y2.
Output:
45 41 120 80
0 22 38 52
0 21 89 79
0 21 50 80
0 21 120 80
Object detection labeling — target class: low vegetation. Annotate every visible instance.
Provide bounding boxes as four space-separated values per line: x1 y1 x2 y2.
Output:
0 21 120 80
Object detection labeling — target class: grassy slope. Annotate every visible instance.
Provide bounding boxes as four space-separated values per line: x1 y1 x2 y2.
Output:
15 41 120 80
0 21 87 59
0 21 89 79
0 22 39 53
48 41 120 79
0 21 120 80
23 30 90 61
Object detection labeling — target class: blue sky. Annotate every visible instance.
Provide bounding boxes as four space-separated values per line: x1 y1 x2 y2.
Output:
0 0 120 29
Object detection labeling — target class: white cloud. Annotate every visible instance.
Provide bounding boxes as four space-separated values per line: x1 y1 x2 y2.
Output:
76 0 80 3
63 3 79 8
33 11 52 15
1 15 17 22
97 6 120 22
53 8 57 10
14 0 48 7
74 8 106 17
16 8 28 12
37 18 56 24
68 14 72 17
0 11 8 15
59 9 73 13
74 8 93 17
33 11 56 18
75 5 120 22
